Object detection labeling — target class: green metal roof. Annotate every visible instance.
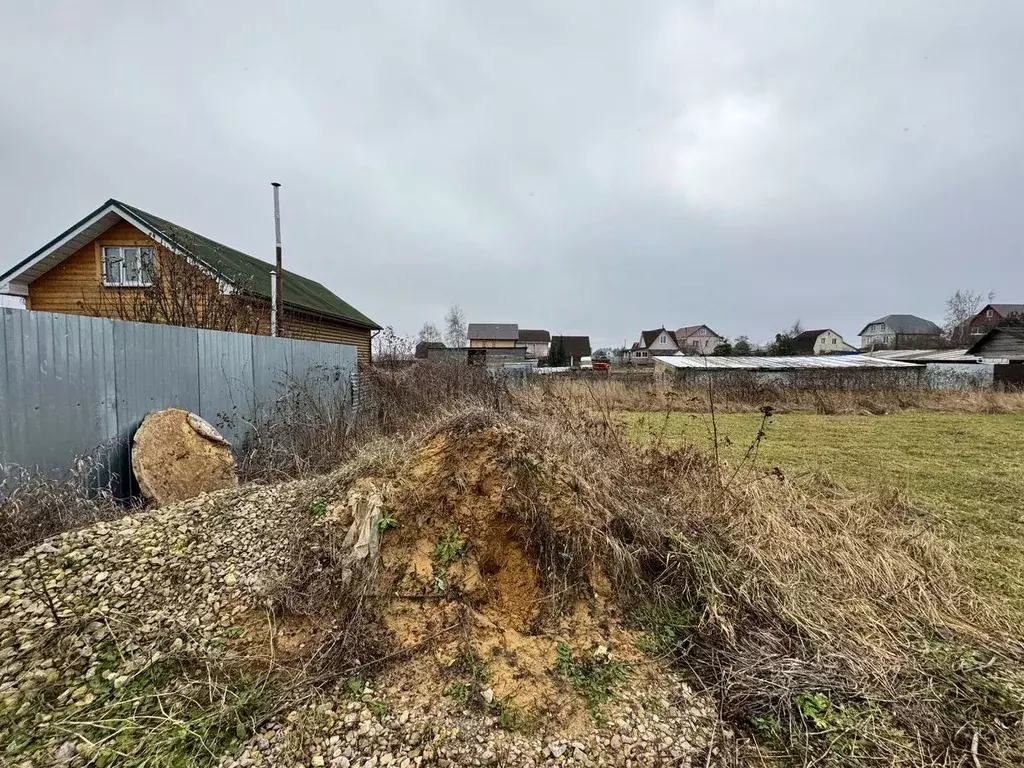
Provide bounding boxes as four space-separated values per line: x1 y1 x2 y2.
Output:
117 200 380 329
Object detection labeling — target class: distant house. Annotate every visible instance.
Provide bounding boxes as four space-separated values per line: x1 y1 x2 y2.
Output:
468 323 519 348
551 335 591 367
858 314 942 350
415 340 445 359
791 329 857 355
968 326 1024 361
967 326 1024 388
625 328 681 365
518 329 550 359
675 325 725 354
0 198 381 360
968 304 1024 338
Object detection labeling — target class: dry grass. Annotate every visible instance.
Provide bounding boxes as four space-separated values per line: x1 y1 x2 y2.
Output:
0 464 127 560
237 361 509 482
536 376 1024 415
270 386 1024 765
624 409 1024 620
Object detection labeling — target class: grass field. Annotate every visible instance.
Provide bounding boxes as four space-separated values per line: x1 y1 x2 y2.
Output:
625 410 1024 614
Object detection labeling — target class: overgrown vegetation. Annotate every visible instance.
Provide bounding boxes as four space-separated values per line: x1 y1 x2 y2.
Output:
0 464 126 560
626 409 1024 617
237 361 509 481
6 362 1024 766
262 374 1024 764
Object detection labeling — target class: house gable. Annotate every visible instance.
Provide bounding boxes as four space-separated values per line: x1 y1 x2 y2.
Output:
639 328 679 352
2 199 379 330
676 324 723 353
27 219 169 316
967 326 1024 359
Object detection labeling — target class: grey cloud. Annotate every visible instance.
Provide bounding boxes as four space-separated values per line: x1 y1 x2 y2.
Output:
1 0 1021 349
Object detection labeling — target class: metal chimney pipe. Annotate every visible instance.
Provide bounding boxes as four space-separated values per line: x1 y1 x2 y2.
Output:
270 269 278 336
271 183 283 334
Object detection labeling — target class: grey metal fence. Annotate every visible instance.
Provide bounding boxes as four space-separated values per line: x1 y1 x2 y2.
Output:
0 308 357 495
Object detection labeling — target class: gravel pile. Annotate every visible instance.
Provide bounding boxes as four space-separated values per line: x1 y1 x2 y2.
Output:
223 675 720 768
0 483 313 767
1 464 723 766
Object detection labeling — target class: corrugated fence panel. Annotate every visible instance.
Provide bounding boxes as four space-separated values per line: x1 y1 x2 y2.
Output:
250 334 293 427
1 309 357 497
288 335 357 401
0 309 27 466
198 329 255 448
113 321 201 429
111 321 201 497
0 310 116 474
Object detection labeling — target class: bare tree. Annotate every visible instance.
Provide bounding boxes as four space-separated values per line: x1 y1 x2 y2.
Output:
943 289 985 346
444 305 467 348
417 322 442 344
81 234 267 334
372 326 414 362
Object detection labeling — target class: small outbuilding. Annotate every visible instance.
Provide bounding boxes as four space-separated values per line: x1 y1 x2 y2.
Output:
653 354 922 389
967 326 1024 388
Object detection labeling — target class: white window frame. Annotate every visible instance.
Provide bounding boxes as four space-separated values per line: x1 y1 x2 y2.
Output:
102 245 155 287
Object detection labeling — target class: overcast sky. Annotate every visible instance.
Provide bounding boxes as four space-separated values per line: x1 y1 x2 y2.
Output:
1 1 1022 348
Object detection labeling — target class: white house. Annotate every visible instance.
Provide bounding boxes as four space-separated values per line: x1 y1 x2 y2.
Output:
626 328 681 365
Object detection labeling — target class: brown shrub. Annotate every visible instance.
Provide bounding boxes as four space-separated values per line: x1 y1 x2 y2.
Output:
236 361 510 482
0 464 125 560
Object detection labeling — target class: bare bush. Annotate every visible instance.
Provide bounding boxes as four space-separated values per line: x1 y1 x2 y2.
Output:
237 361 510 482
0 464 126 559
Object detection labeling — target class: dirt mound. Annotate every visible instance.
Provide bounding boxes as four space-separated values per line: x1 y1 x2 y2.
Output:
259 415 662 734
369 423 644 727
4 401 1021 767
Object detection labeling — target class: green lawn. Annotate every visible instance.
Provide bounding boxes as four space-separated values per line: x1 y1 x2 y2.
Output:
624 411 1024 613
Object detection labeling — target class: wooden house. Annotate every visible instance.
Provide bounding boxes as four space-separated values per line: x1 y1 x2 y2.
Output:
0 199 380 361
